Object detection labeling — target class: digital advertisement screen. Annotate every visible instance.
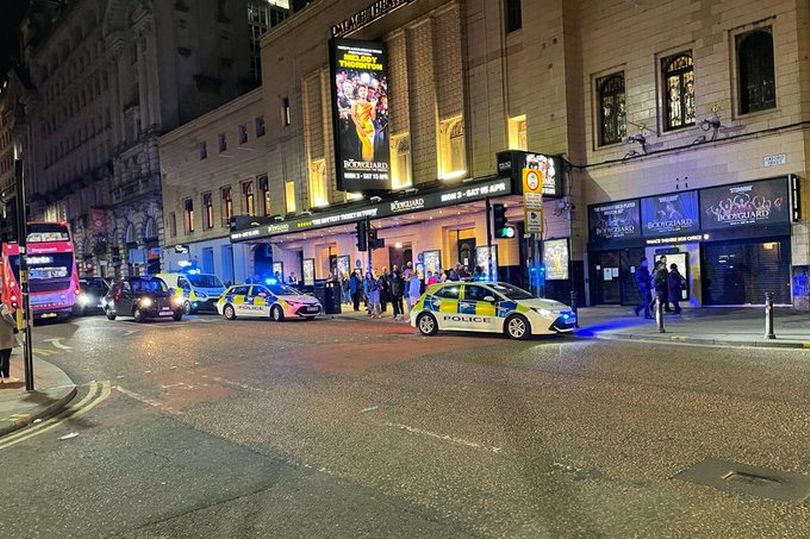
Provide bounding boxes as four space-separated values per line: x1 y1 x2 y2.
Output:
543 238 569 280
640 191 700 236
700 178 789 230
329 38 390 192
588 200 641 241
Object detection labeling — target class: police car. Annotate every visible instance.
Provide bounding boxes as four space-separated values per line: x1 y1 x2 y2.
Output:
216 282 322 321
410 281 576 339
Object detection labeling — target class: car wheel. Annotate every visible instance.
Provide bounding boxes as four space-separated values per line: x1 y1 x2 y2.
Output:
505 314 530 340
173 311 183 322
133 308 145 323
271 305 284 322
416 313 438 336
105 307 116 321
183 301 193 315
223 304 236 320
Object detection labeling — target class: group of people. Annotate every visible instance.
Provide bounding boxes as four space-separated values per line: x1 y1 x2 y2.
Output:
633 255 687 319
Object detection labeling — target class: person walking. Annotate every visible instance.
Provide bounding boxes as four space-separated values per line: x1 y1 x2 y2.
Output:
633 257 653 319
667 263 686 315
380 267 390 315
0 301 18 383
350 270 361 311
367 271 381 318
390 269 404 320
407 271 422 313
651 260 669 314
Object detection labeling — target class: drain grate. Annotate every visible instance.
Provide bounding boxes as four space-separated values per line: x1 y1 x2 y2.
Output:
673 458 810 502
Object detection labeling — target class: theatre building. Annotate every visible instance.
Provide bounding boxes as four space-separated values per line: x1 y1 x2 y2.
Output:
227 0 583 299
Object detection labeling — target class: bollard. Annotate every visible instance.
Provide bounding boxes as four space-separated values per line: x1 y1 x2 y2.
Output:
764 292 776 340
655 292 666 333
570 290 579 328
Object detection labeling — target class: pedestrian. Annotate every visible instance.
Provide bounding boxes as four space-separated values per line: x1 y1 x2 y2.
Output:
407 271 421 312
446 266 459 282
667 263 686 315
366 271 381 318
340 272 351 304
633 257 653 319
0 300 18 383
472 265 484 281
287 272 298 286
350 270 361 311
426 270 439 286
389 268 404 320
651 260 669 313
380 266 390 314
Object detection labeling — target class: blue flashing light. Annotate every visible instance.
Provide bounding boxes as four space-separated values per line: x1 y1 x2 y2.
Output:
178 260 193 268
264 277 278 286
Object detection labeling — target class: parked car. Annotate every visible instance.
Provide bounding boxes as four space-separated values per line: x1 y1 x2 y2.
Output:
74 277 111 315
103 277 185 322
155 271 226 314
216 283 322 321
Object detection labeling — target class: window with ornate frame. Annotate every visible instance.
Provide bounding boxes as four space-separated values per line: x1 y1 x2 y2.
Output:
596 72 626 146
259 176 270 216
662 52 695 131
202 192 214 230
242 180 256 216
183 199 194 234
221 186 233 226
736 28 776 115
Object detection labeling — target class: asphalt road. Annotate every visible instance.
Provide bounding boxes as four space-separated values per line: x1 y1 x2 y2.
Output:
1 311 809 538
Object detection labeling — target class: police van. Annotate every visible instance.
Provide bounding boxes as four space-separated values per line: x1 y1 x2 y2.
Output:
410 281 576 339
156 271 226 314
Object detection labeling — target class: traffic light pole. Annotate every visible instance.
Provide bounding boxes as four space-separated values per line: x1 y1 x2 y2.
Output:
365 217 372 275
14 157 34 391
485 197 493 279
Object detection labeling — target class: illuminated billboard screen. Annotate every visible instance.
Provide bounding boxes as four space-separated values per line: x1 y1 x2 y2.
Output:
329 38 390 192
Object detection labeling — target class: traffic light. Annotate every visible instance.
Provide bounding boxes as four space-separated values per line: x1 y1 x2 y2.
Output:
355 220 368 251
368 227 385 250
493 203 515 238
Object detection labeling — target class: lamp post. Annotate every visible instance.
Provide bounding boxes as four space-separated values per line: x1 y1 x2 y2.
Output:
13 142 34 391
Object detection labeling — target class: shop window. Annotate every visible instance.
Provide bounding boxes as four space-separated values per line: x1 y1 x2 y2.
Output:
737 28 776 115
596 72 626 146
662 52 695 131
202 192 214 229
438 117 466 180
309 160 328 208
255 115 266 137
285 180 296 214
259 176 270 215
199 141 207 160
183 199 194 234
239 124 248 144
242 180 256 216
391 134 412 189
218 132 227 152
505 0 522 33
508 115 527 150
221 186 233 225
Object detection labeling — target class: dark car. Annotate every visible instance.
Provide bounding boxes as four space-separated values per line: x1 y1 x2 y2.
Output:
74 277 111 315
103 277 184 322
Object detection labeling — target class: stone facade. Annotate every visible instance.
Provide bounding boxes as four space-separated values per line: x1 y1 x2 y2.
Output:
10 0 255 278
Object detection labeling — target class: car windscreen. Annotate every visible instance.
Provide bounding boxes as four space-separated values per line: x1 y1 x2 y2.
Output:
131 279 168 293
489 283 534 300
187 273 223 288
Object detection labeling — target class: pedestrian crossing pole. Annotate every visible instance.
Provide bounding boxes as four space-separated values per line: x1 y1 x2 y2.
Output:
13 151 34 391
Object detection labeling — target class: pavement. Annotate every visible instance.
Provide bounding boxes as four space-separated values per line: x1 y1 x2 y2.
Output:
0 353 76 436
575 306 810 348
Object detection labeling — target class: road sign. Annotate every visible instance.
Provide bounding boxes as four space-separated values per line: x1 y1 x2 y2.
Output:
526 210 543 234
522 168 543 234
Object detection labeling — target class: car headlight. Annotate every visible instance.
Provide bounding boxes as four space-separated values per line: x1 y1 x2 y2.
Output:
140 297 153 308
171 296 184 306
533 307 553 318
78 294 91 306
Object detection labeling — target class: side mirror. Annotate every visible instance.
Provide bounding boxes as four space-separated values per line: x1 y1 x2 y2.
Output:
483 295 496 303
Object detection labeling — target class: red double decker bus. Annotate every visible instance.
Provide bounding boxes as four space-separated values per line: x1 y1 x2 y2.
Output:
0 221 80 320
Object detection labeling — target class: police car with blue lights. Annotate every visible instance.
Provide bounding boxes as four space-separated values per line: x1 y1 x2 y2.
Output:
410 281 576 339
216 280 322 321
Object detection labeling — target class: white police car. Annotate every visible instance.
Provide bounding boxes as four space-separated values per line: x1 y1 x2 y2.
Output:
216 282 322 321
410 281 576 339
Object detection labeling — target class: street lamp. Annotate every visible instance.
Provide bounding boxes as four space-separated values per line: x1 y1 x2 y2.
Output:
13 140 34 391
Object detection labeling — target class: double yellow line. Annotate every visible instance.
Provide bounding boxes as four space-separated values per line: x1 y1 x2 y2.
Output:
0 380 111 450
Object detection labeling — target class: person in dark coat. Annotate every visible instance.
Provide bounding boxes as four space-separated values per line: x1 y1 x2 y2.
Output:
349 270 361 311
667 263 686 315
389 269 405 320
633 257 653 319
651 260 669 312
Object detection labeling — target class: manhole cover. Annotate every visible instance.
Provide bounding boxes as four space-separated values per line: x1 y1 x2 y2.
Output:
674 458 810 502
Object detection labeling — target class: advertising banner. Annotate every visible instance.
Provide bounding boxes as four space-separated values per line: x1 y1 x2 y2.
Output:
497 150 563 197
329 38 390 192
700 178 789 230
303 258 315 286
640 190 699 236
543 238 569 280
588 200 641 241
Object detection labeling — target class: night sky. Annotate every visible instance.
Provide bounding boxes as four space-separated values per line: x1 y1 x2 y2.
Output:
0 0 30 79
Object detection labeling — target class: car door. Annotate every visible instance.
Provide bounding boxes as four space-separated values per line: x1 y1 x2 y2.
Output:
230 286 250 316
432 284 462 330
459 284 498 332
177 276 193 302
251 286 273 317
117 281 133 313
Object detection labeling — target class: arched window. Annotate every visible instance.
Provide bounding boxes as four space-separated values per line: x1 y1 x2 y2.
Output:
143 217 157 241
597 72 626 146
662 52 695 130
124 222 136 245
737 29 776 114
